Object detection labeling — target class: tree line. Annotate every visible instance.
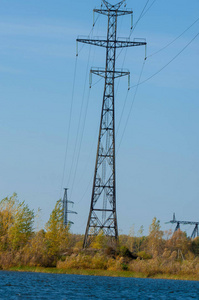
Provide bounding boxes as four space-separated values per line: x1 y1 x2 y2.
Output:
1 193 199 278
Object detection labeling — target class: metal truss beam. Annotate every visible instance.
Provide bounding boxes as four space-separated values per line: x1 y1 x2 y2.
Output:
91 67 129 79
77 37 146 48
94 9 132 17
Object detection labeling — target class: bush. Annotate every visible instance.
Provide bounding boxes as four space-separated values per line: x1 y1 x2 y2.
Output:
119 246 134 258
121 263 128 271
137 251 152 260
104 246 116 257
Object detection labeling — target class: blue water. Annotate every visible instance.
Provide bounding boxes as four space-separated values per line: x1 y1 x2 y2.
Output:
0 271 199 299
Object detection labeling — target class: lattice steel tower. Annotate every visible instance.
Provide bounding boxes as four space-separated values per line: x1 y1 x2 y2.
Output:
62 188 77 226
77 0 146 248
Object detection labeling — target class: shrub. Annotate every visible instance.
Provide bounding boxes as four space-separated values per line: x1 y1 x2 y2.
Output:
137 251 152 260
104 246 116 257
119 246 134 258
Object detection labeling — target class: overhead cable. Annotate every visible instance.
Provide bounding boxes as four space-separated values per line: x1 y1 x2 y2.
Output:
60 56 78 197
130 32 199 89
67 43 92 188
130 0 150 35
70 88 91 199
147 16 199 58
117 60 146 154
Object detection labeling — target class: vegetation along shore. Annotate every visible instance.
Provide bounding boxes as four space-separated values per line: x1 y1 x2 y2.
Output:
1 194 199 281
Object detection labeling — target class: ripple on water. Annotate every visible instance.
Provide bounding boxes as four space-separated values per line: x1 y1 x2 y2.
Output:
0 271 199 299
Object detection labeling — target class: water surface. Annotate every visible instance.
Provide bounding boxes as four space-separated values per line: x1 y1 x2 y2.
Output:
0 271 199 299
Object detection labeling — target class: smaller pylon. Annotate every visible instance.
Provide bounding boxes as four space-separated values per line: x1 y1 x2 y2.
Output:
166 213 199 239
62 188 77 226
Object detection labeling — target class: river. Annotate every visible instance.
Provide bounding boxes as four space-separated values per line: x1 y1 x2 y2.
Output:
0 271 199 299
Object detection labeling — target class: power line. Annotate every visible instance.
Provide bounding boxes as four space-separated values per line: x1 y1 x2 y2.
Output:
60 56 78 197
115 0 155 143
116 32 198 153
114 0 152 133
69 12 102 199
138 0 157 22
130 0 150 35
130 32 199 89
60 12 101 196
117 60 146 154
77 12 101 55
69 88 91 199
147 16 199 58
116 0 154 61
67 43 92 188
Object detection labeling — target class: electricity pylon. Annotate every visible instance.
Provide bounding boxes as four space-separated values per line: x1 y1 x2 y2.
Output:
77 0 146 248
62 188 77 226
166 213 199 239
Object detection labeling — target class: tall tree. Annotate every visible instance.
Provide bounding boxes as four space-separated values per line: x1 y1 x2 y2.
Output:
148 217 164 256
45 199 70 256
0 193 34 250
166 229 191 257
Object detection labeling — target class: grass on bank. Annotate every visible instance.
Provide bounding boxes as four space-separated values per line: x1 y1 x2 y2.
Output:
8 266 146 278
7 265 199 281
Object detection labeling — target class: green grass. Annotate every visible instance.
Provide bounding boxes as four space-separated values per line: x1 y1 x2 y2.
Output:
8 266 146 278
7 266 199 281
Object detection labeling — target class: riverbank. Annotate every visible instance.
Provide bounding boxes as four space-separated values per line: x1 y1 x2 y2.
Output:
7 266 199 281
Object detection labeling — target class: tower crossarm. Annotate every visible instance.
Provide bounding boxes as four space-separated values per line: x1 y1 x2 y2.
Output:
77 37 146 49
91 67 129 79
169 220 199 226
167 214 199 226
94 9 132 17
67 210 78 214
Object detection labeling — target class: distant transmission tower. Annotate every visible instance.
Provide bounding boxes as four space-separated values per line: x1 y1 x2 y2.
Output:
166 213 199 239
77 0 146 248
62 188 77 226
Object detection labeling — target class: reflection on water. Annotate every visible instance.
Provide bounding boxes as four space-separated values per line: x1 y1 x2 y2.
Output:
0 271 199 299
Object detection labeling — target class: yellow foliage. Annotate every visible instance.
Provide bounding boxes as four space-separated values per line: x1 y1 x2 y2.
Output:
90 230 108 249
0 193 34 251
45 200 70 256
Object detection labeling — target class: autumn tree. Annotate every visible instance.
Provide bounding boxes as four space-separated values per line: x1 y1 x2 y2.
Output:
45 199 70 256
166 229 191 258
147 217 164 257
0 193 34 251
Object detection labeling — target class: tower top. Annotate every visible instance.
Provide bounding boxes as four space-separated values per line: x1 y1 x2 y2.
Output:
102 0 126 10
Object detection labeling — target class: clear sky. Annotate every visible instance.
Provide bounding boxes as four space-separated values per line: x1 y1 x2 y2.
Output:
1 0 199 236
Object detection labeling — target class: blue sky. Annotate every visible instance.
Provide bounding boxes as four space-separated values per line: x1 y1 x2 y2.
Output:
0 0 199 236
